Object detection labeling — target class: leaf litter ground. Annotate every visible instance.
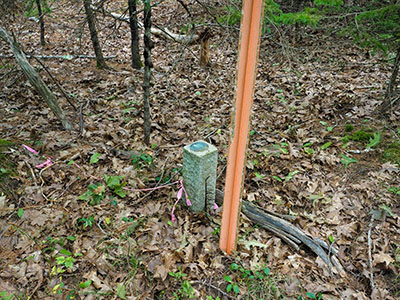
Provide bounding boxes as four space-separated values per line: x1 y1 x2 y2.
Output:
0 1 399 299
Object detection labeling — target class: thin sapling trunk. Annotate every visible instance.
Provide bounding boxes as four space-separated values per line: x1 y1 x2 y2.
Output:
128 0 141 69
381 47 400 114
83 0 107 69
36 0 45 46
143 0 153 145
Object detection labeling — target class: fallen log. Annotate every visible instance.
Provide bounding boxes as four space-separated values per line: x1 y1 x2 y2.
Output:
241 201 332 267
0 26 73 130
215 189 345 276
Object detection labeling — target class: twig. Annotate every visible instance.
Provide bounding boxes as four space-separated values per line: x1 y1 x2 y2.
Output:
138 158 169 201
368 214 375 290
0 65 17 80
216 164 226 181
191 280 236 299
204 126 222 140
176 0 191 17
314 237 339 256
193 0 226 31
24 161 38 184
90 0 166 19
31 55 78 111
97 219 107 234
79 102 84 136
52 177 79 201
108 11 200 45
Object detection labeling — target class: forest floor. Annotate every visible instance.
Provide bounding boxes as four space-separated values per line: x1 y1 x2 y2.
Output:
1 1 400 299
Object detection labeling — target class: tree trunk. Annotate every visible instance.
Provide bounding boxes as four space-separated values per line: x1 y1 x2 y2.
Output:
36 0 45 46
0 26 73 130
143 0 153 145
381 47 400 114
199 28 211 67
128 0 141 69
83 0 107 69
387 47 400 99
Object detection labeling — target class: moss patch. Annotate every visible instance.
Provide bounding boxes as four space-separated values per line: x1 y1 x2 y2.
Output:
0 139 14 147
342 129 374 144
351 130 374 142
345 124 354 132
382 142 400 166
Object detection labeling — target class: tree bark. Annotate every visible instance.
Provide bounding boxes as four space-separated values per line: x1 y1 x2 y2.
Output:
142 0 153 145
36 0 45 46
387 47 400 99
381 47 400 114
83 0 107 69
128 0 141 69
199 28 211 67
0 26 73 130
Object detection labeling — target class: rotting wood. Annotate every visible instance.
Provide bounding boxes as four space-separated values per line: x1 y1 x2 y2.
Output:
241 201 332 267
215 189 345 275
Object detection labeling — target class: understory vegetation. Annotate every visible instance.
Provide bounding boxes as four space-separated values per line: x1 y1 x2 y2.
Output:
0 0 400 299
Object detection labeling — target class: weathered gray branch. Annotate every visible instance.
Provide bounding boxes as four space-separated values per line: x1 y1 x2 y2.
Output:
108 11 200 44
0 26 73 130
215 189 345 275
241 201 332 267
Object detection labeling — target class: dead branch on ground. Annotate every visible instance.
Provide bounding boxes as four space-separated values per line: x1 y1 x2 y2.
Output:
215 189 345 277
0 26 73 130
107 11 200 44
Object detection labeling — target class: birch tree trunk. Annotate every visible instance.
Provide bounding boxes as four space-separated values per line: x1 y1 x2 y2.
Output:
143 0 153 145
83 0 107 69
0 26 73 130
128 0 141 69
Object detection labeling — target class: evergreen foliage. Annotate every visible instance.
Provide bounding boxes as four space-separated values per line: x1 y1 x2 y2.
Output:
218 0 399 55
344 3 400 54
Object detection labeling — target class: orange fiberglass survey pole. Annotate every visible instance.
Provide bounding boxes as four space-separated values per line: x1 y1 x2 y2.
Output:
219 0 265 254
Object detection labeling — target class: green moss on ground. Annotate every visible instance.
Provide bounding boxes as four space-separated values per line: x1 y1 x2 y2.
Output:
342 129 374 144
382 142 400 166
345 124 354 132
351 130 373 142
